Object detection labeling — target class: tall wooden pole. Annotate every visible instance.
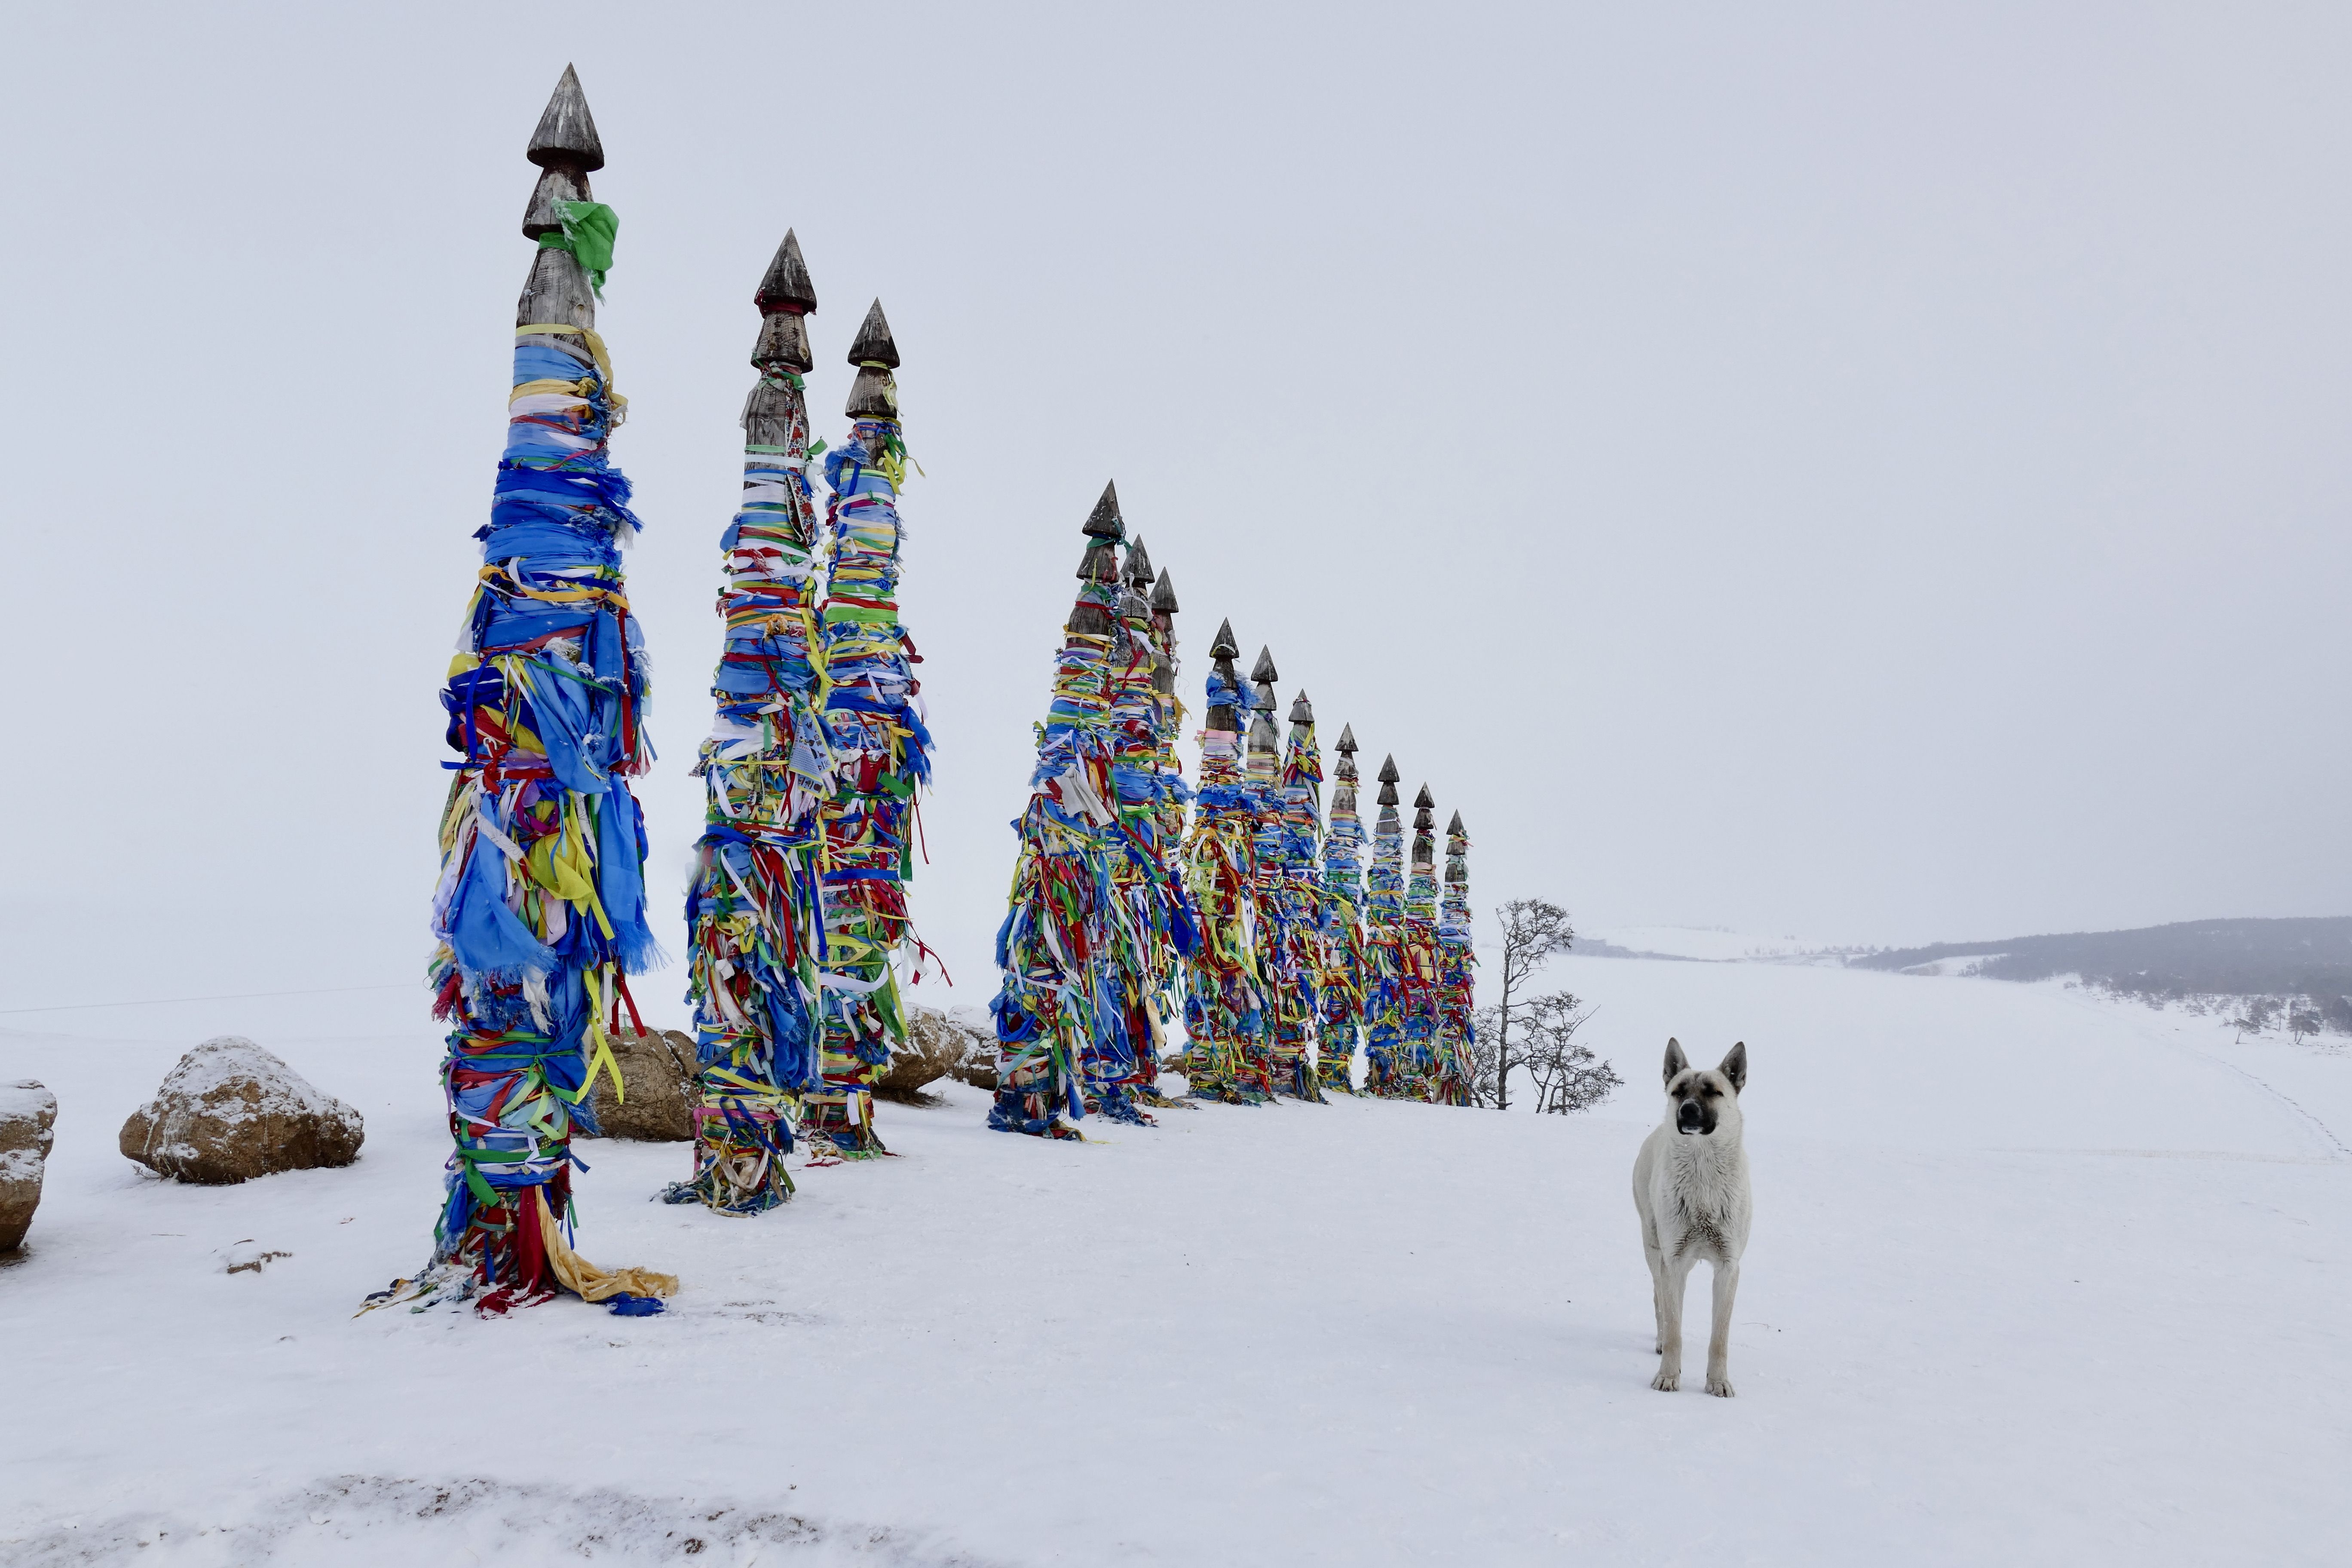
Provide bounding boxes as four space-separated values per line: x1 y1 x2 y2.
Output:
1433 810 1479 1106
1270 691 1326 1100
1240 649 1285 1101
411 66 670 1311
1134 565 1194 1105
1099 535 1194 1115
1362 756 1409 1096
806 301 932 1157
1315 724 1366 1094
1403 784 1443 1099
672 231 824 1213
1179 619 1266 1103
987 486 1125 1137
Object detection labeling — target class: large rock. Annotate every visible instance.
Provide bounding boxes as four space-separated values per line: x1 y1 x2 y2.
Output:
119 1039 363 1185
876 1007 962 1101
875 1006 998 1100
588 1028 698 1141
944 1005 1002 1090
1 1080 58 1251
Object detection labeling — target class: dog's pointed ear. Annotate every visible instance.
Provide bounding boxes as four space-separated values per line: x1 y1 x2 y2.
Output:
1663 1038 1688 1084
1719 1041 1747 1093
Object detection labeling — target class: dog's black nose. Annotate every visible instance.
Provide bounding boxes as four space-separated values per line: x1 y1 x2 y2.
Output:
1676 1102 1703 1129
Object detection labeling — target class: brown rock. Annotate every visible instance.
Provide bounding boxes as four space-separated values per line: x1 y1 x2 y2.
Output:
871 1005 999 1099
588 1028 698 1141
119 1039 363 1186
876 1008 968 1102
2 1080 58 1251
943 1005 1002 1090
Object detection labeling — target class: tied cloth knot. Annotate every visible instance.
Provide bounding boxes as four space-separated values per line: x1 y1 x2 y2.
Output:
538 199 619 298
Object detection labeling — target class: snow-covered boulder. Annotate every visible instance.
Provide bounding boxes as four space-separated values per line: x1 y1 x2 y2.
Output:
1 1080 58 1251
119 1039 363 1185
943 1004 1002 1090
876 1005 997 1099
588 1028 698 1141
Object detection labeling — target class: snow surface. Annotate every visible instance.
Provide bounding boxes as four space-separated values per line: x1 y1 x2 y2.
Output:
2 959 2347 1565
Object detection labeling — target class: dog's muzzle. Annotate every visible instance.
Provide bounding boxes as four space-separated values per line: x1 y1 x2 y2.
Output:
1676 1103 1706 1134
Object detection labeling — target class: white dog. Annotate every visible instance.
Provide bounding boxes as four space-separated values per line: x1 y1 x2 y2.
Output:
1631 1038 1751 1396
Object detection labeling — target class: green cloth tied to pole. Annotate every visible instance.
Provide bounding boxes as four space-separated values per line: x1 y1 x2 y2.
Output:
538 199 619 297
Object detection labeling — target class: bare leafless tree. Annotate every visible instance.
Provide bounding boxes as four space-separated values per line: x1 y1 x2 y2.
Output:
1463 1017 1504 1107
1516 991 1620 1113
1488 898 1575 1110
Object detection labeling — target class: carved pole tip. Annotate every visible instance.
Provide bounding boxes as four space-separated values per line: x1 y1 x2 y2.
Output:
1150 568 1179 613
1250 646 1278 684
847 299 899 368
755 230 818 315
1336 723 1357 753
528 64 605 172
1378 754 1400 785
1084 481 1124 541
1210 619 1240 659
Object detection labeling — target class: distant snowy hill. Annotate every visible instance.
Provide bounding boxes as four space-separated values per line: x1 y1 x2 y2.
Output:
1851 915 2352 1004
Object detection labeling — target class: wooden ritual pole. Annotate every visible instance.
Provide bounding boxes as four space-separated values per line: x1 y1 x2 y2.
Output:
1130 564 1195 1106
1402 784 1443 1099
1361 756 1409 1096
400 67 672 1313
805 302 933 1157
1098 535 1194 1115
987 486 1125 1136
672 231 825 1213
1239 649 1286 1100
1271 691 1327 1100
1314 725 1366 1094
1179 620 1266 1103
1432 810 1479 1106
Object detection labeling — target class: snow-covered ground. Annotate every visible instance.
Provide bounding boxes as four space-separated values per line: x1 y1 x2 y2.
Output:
3 957 2347 1565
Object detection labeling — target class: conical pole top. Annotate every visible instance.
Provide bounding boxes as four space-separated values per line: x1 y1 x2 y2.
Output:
847 299 900 367
1448 810 1465 835
1378 754 1400 785
1151 568 1179 613
1289 692 1314 724
1336 723 1358 754
1083 480 1125 541
1210 619 1239 659
755 230 818 315
1250 646 1278 684
1124 536 1155 586
1377 778 1400 807
528 65 606 171
1415 784 1435 809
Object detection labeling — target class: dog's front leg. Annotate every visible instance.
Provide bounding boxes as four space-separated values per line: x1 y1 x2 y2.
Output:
1643 1235 1669 1354
1705 1259 1739 1397
1652 1257 1689 1392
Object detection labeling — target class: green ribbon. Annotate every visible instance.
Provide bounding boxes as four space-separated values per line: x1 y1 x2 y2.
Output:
537 199 619 297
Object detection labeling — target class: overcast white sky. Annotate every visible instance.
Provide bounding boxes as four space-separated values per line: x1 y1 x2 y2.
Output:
4 3 2349 1014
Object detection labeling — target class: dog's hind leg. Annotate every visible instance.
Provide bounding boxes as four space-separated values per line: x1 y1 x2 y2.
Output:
1651 1256 1690 1392
1705 1259 1740 1397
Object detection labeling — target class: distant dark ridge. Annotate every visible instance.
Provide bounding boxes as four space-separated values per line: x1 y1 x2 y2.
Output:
1851 917 2352 1003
